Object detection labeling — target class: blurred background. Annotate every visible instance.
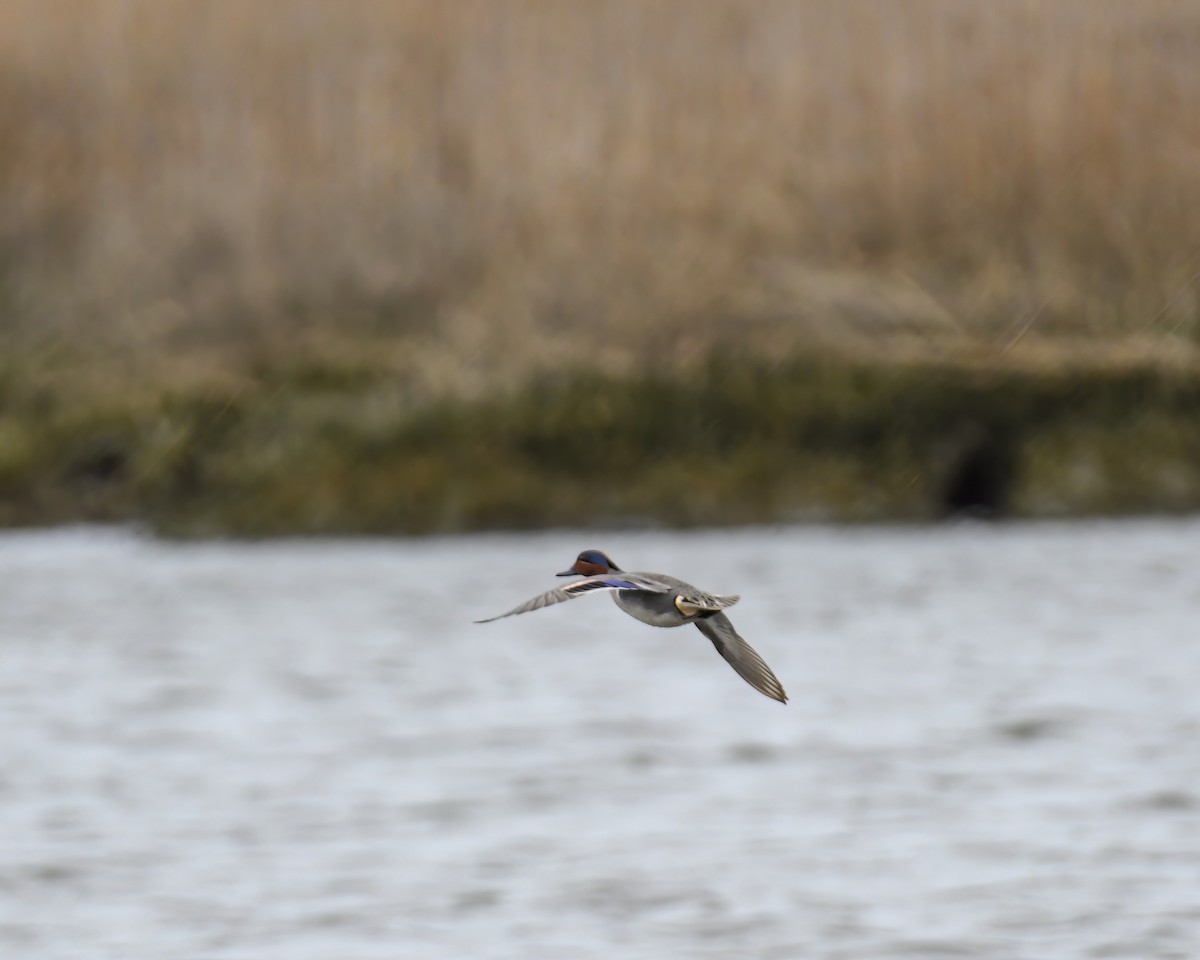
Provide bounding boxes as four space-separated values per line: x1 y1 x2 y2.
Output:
2 4 1200 959
1 0 1199 532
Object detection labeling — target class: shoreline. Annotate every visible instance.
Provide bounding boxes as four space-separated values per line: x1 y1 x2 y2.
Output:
3 353 1197 536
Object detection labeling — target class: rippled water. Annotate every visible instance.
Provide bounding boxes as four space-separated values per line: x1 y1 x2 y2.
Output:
1 521 1198 959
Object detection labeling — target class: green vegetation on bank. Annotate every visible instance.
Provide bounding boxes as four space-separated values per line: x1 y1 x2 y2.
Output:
3 351 1197 536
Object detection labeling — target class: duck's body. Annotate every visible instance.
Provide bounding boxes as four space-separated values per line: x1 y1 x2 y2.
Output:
477 549 787 704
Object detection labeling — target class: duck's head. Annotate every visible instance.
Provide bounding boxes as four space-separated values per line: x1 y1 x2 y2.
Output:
557 549 622 577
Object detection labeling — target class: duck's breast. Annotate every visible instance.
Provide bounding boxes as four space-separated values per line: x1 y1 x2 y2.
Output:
612 589 683 627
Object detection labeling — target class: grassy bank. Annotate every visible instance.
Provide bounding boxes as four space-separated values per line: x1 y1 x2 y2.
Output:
3 3 1200 534
3 350 1198 535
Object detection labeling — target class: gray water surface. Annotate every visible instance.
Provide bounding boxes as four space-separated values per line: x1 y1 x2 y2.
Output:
1 521 1198 959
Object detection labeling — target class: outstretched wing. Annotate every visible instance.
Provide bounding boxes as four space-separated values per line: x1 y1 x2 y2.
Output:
694 613 788 704
475 574 671 623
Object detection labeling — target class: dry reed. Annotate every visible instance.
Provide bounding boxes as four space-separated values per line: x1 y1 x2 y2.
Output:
3 0 1200 399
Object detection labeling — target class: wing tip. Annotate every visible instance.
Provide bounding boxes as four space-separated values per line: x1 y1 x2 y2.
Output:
752 675 789 704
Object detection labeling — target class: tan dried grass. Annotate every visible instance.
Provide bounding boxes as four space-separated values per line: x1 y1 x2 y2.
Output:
3 0 1200 397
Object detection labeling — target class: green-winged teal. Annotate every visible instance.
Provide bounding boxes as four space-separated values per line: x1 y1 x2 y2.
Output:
478 549 787 704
